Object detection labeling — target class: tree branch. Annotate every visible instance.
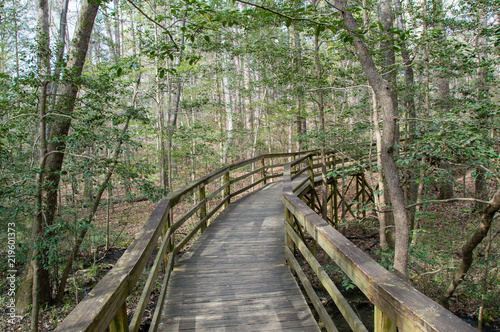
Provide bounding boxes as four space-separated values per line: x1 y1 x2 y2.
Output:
125 0 179 50
407 197 491 209
235 0 340 29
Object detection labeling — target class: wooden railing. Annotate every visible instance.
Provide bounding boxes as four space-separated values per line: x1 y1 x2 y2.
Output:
55 151 314 332
282 153 477 332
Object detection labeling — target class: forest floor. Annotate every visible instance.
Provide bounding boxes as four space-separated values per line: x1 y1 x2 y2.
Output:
1 174 499 331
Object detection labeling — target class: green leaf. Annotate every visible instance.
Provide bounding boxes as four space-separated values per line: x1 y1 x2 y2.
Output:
314 25 321 37
377 21 384 31
159 68 165 79
285 18 292 28
204 35 210 42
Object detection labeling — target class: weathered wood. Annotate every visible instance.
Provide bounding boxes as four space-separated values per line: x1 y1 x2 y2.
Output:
199 184 207 232
56 151 316 332
261 158 267 184
291 165 309 180
230 177 265 198
230 165 265 184
285 223 368 332
285 248 338 332
375 306 397 332
54 198 171 332
160 183 320 331
108 301 128 332
283 166 476 332
224 171 230 208
129 227 173 332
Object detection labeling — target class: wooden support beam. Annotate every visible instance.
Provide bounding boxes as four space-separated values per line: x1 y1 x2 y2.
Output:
374 306 396 332
285 248 338 332
261 158 267 184
109 301 128 332
224 171 230 208
200 184 207 232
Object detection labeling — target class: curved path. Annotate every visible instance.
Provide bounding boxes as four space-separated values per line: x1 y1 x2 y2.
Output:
159 182 320 331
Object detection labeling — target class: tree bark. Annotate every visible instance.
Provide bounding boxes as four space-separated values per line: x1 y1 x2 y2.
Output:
56 75 139 300
30 1 51 329
372 90 395 250
439 189 500 308
330 0 410 278
16 0 100 314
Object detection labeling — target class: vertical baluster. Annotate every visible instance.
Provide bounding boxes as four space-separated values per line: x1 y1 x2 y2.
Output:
261 157 266 185
308 155 315 209
109 301 128 332
200 183 207 232
224 171 230 208
374 307 396 332
285 208 295 253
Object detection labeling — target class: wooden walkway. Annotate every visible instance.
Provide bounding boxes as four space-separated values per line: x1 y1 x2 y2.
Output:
159 182 320 331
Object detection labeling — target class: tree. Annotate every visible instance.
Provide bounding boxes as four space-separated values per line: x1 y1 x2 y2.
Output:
16 0 101 316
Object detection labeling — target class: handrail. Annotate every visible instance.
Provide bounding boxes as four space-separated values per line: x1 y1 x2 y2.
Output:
55 151 314 332
282 156 477 331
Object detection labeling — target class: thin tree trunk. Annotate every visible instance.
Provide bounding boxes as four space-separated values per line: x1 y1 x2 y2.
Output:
372 90 395 250
222 62 234 164
330 0 410 278
475 14 489 210
56 75 141 300
31 1 51 328
16 0 100 314
439 190 500 308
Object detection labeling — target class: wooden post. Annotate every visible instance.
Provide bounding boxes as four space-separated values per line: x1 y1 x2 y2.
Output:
308 155 315 209
285 208 295 253
356 174 360 219
291 155 296 175
109 301 128 332
224 171 230 208
374 307 396 332
333 179 338 226
162 211 173 272
261 157 267 185
200 184 207 232
269 157 274 182
361 175 366 220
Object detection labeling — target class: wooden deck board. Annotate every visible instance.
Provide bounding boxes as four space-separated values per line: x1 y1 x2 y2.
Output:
160 182 320 331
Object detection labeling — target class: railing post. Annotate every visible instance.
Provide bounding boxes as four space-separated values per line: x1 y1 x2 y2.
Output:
269 157 274 182
224 171 230 208
308 155 315 209
109 301 128 332
200 183 207 232
285 208 295 253
261 157 266 185
361 175 366 220
332 179 338 226
374 307 396 332
162 211 173 272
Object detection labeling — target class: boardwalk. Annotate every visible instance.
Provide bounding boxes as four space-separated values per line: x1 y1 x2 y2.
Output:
159 182 320 331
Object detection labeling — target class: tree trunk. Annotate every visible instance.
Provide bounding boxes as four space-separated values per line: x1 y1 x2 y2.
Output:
30 1 51 329
222 61 234 164
56 76 139 300
330 0 410 278
372 90 395 250
292 25 306 150
439 190 500 308
474 14 489 210
16 0 99 314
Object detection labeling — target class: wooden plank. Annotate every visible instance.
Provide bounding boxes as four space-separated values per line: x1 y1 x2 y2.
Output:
285 222 368 332
160 182 320 331
282 189 477 332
